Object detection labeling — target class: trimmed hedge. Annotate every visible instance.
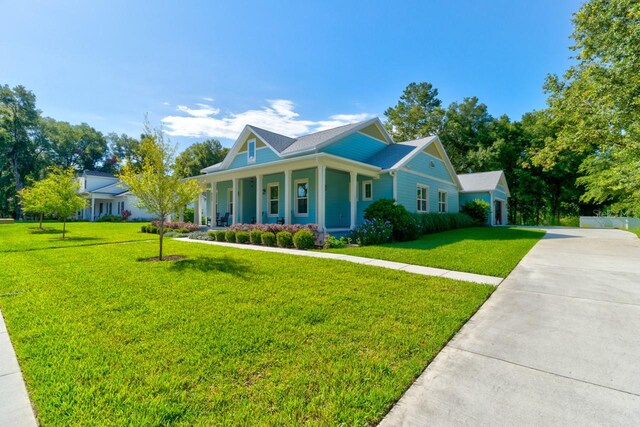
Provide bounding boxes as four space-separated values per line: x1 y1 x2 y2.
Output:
414 213 475 234
214 230 226 241
250 229 263 245
276 231 293 248
293 229 315 250
261 232 276 247
225 230 236 243
364 199 420 242
461 199 491 225
236 231 250 244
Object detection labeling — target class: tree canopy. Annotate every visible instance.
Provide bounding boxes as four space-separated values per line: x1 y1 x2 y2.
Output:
174 139 229 178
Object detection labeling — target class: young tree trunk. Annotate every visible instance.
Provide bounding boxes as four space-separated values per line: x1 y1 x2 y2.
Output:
159 221 164 261
62 218 67 240
39 213 43 229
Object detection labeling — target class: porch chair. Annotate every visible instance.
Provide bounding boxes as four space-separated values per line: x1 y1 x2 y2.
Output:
217 212 230 227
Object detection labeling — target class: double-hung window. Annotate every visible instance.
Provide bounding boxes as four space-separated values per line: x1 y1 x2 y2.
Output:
362 180 373 201
267 183 279 217
247 139 256 163
295 179 309 216
417 184 429 213
438 190 448 213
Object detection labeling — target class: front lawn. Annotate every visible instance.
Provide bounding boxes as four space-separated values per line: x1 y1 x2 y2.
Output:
0 225 493 426
325 227 545 277
0 222 155 252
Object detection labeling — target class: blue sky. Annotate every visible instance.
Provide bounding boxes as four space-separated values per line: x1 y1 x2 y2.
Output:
1 0 582 150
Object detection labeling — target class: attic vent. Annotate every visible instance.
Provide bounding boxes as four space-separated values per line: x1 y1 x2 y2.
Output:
429 160 435 168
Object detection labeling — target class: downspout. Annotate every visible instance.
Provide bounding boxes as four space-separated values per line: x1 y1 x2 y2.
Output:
390 170 398 203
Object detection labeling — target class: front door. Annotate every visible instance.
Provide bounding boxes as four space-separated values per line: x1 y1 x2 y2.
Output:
494 200 503 225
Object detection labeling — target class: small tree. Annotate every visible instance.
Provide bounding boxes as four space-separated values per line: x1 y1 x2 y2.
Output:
118 122 202 260
45 167 88 239
18 179 51 229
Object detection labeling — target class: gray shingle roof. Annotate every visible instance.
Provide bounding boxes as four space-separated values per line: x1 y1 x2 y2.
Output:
82 170 116 178
365 136 436 169
458 171 504 192
280 120 373 155
249 126 297 153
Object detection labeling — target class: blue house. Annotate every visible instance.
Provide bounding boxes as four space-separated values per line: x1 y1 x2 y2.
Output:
192 118 508 233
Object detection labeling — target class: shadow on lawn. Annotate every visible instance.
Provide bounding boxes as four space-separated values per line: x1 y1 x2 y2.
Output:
169 256 251 277
29 227 63 234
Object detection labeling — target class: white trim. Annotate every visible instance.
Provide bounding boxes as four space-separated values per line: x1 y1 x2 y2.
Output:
399 167 456 186
247 138 256 164
294 178 310 217
417 184 429 213
391 171 398 202
284 170 292 224
266 182 279 217
437 189 448 213
362 179 373 201
256 175 262 224
227 187 234 220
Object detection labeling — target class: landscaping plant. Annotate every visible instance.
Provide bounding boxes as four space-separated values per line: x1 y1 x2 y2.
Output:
235 231 250 244
261 231 276 246
276 231 293 248
363 199 420 242
225 230 236 243
349 219 393 246
249 229 263 245
461 199 491 225
292 229 315 250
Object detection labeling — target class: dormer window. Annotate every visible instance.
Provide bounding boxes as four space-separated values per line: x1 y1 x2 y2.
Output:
247 139 256 163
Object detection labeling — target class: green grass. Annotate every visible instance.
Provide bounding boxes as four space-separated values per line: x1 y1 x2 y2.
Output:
631 228 640 238
0 223 493 426
325 227 545 277
0 222 155 252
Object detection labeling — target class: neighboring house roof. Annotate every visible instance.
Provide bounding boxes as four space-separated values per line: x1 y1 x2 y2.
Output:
82 170 116 178
458 170 510 196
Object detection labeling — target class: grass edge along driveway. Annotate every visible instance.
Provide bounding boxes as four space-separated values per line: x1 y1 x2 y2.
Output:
324 226 546 277
0 231 493 426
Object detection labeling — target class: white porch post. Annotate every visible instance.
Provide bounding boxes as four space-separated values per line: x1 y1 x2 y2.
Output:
90 196 95 222
194 193 202 225
317 164 326 231
210 181 217 225
256 174 263 224
232 178 238 224
284 170 292 224
350 171 357 230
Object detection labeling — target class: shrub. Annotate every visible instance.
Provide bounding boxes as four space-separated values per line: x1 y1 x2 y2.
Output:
364 198 420 242
415 212 475 234
121 210 132 221
276 231 293 248
350 219 393 246
461 199 491 225
97 214 122 222
176 227 190 234
293 229 315 250
236 231 250 244
323 235 350 249
151 220 199 232
141 225 148 233
250 229 263 245
207 231 217 239
214 230 226 242
189 231 214 241
229 223 318 236
183 207 194 223
261 231 276 246
225 230 236 243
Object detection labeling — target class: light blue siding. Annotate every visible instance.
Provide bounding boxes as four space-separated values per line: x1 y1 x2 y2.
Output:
325 169 350 228
396 170 459 214
356 173 393 225
404 152 454 183
291 168 316 224
261 173 285 223
321 133 388 163
228 147 281 170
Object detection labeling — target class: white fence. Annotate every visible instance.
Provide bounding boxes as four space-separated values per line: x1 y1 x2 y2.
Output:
580 216 640 230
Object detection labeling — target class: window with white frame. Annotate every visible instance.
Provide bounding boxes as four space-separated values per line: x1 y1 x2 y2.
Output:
438 190 448 213
267 183 279 217
247 139 256 163
295 179 309 216
362 180 373 201
417 184 429 212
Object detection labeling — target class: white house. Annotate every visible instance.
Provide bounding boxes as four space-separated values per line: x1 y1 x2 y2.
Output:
76 170 154 221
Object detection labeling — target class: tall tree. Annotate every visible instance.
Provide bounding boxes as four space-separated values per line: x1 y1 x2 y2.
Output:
0 85 40 217
534 0 640 215
106 133 143 173
384 82 445 141
119 122 202 260
41 118 108 171
174 139 229 178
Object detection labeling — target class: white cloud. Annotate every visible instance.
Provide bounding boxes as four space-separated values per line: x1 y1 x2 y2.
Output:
202 97 214 102
161 99 374 139
162 101 170 106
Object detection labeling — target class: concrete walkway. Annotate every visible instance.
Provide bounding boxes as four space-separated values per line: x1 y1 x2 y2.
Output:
380 227 640 426
179 238 503 285
0 311 37 426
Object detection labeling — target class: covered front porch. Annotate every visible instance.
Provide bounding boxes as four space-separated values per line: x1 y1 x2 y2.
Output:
192 154 380 233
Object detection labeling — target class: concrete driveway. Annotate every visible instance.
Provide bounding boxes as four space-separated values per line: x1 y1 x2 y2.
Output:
380 227 640 426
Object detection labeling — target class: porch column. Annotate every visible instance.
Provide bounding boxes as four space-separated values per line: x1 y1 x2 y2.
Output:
284 170 292 224
194 193 202 225
232 178 238 224
210 181 217 225
317 164 326 231
350 171 357 229
90 196 95 222
256 174 263 224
